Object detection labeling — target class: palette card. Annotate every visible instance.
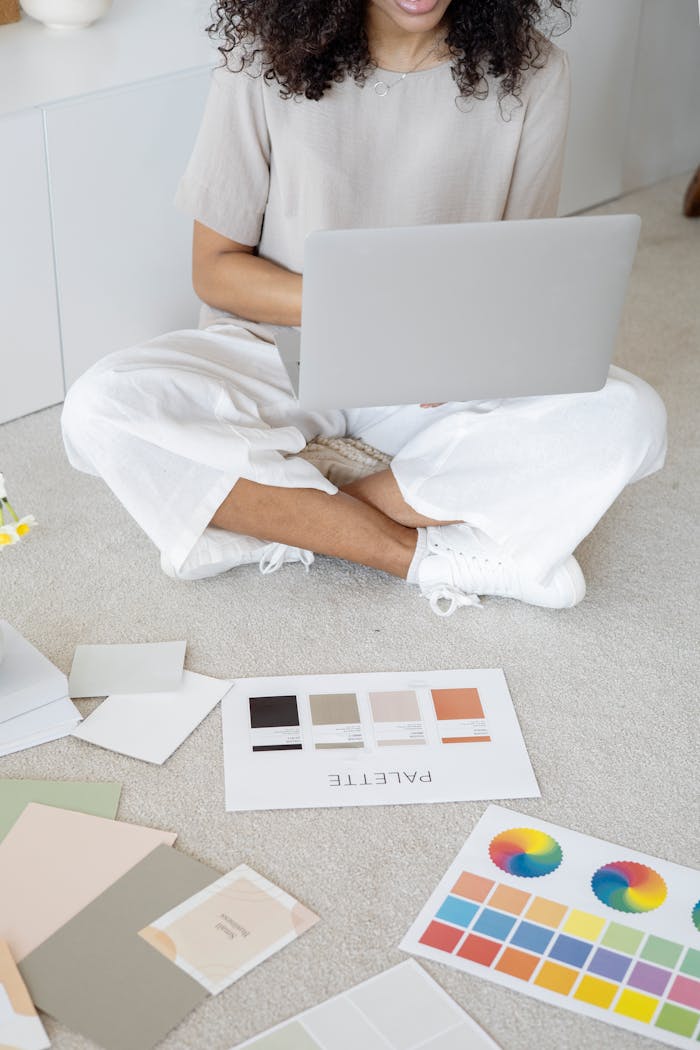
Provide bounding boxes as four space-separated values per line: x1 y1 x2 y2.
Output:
0 803 176 961
0 939 50 1050
401 805 700 1048
0 778 122 841
140 863 318 995
71 669 233 764
222 669 539 811
20 845 218 1050
0 620 69 721
0 696 82 756
68 639 186 698
231 959 501 1050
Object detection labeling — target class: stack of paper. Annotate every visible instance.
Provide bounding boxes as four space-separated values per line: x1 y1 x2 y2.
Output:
0 621 81 756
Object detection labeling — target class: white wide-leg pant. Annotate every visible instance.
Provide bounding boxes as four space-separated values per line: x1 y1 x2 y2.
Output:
61 322 667 582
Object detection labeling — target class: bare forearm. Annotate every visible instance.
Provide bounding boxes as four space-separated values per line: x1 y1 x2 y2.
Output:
194 251 303 326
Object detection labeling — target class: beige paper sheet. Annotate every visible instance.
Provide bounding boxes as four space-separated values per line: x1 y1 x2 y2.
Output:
0 803 175 961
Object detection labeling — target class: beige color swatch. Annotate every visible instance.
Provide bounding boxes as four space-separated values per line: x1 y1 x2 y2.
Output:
0 803 175 961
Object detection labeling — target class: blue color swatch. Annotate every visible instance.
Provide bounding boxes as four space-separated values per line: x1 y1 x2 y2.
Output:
473 908 516 941
436 896 479 929
549 934 593 968
510 921 555 954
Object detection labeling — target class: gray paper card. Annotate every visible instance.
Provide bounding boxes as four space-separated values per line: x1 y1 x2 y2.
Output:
19 845 219 1050
68 640 186 698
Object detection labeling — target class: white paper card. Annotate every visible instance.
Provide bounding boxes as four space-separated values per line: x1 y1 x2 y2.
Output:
223 670 539 811
401 806 700 1049
71 670 232 764
0 621 68 723
0 696 81 756
68 640 186 698
231 960 501 1049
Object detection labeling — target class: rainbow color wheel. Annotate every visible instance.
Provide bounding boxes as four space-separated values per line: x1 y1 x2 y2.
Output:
591 861 667 914
488 828 563 878
692 900 700 933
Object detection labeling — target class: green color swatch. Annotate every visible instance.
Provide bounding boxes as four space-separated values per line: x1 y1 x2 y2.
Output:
654 1003 699 1038
681 948 700 979
600 922 644 955
641 935 683 968
0 779 121 841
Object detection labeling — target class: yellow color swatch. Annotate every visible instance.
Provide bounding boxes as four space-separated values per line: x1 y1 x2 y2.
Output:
574 974 618 1009
614 988 659 1023
562 910 606 941
534 960 578 995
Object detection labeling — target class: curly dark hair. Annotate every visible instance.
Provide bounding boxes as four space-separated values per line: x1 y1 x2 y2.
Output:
206 0 572 105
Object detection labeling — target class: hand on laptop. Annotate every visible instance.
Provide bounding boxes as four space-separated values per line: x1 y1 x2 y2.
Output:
420 403 445 408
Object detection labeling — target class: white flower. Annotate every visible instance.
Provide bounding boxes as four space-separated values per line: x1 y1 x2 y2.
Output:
0 474 36 549
0 523 20 546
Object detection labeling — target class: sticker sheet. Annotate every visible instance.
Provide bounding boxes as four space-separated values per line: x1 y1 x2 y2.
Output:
140 864 318 995
222 670 539 811
401 805 700 1047
231 960 500 1050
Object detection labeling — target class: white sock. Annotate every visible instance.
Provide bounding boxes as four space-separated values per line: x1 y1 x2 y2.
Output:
406 527 429 584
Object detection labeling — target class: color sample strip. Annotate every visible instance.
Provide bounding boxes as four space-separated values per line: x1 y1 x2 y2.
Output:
415 869 700 1044
368 691 425 746
249 696 301 752
308 693 363 750
431 688 490 743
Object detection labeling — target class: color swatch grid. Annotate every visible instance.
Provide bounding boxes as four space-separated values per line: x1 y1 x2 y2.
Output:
247 686 490 754
418 869 700 1044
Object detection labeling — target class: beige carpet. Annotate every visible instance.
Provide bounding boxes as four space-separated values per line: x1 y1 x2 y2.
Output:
1 172 697 1050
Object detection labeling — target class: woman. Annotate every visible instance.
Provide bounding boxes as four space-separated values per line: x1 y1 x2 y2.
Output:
62 0 666 615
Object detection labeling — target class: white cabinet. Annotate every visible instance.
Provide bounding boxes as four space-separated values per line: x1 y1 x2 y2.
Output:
46 69 211 386
0 109 64 424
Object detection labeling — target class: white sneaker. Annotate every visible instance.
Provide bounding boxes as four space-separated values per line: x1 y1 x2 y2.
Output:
160 527 313 581
417 526 586 616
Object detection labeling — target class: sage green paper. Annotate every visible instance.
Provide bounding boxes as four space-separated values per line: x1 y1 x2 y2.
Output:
0 779 121 841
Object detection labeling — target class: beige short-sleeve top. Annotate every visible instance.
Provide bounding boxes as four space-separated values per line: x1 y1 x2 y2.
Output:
175 41 570 332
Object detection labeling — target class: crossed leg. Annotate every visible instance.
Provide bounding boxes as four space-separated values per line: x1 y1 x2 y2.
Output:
211 469 458 579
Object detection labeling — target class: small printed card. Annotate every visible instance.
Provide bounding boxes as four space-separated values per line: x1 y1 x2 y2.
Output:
139 864 318 995
0 939 50 1050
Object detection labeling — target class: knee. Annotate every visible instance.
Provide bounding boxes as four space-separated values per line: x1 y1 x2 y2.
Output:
605 370 667 477
61 365 116 467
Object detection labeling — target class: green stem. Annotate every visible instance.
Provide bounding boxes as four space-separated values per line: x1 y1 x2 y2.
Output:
1 497 18 522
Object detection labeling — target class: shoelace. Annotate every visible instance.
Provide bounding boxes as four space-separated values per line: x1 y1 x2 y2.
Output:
258 543 313 575
426 585 482 617
424 546 519 616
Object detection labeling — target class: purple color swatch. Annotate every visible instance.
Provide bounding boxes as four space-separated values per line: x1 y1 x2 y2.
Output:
628 960 672 996
588 947 632 983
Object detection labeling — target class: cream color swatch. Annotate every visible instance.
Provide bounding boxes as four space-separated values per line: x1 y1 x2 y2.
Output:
140 864 318 994
0 803 175 961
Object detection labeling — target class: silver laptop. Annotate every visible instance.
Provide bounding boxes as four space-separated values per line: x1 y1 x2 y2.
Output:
270 214 640 410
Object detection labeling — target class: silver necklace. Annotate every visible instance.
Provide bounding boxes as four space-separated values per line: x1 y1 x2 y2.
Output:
372 38 443 97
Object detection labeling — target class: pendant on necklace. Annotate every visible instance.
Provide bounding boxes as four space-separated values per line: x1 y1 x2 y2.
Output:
373 80 390 96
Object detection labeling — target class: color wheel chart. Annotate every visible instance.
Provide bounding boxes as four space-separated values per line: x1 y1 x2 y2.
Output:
402 806 700 1048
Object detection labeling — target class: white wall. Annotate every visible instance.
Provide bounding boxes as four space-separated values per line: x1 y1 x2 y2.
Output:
558 0 643 216
623 0 700 192
558 0 700 215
